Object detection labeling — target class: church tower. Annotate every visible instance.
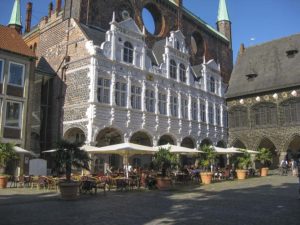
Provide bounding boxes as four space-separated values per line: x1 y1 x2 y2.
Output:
8 0 22 34
217 0 232 48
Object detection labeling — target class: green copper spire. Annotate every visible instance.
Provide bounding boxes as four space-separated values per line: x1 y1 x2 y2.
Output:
217 0 230 22
9 0 22 27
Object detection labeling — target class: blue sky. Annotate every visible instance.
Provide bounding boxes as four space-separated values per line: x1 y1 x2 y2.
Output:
1 0 299 63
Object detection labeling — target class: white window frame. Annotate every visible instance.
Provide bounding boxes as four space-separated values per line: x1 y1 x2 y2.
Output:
0 59 4 83
115 82 127 107
170 96 178 117
170 60 177 79
216 106 221 126
179 64 186 83
5 100 23 129
181 98 188 119
210 76 215 93
208 104 214 124
97 77 111 104
123 41 133 64
8 61 25 87
158 93 167 115
131 85 141 110
200 102 206 122
192 101 197 121
145 89 155 113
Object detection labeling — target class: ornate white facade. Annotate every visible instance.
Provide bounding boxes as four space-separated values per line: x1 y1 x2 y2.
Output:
63 16 228 154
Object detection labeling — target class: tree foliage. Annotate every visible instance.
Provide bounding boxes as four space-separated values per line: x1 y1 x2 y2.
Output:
0 143 18 172
54 140 90 181
256 148 272 167
152 147 178 177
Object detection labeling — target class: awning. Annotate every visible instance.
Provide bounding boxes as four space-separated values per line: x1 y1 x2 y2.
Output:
13 146 38 157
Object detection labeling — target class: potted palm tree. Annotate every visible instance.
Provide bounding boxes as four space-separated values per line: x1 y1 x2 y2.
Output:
199 145 216 184
152 147 178 190
236 149 252 180
0 143 18 188
54 140 90 200
256 148 272 176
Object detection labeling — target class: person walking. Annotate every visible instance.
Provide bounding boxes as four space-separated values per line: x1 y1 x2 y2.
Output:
297 157 300 200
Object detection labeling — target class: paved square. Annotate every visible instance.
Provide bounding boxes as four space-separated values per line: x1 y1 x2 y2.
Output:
0 174 299 225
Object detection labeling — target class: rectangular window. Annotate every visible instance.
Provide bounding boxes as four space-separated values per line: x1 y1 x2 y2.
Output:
170 96 178 117
146 89 155 112
192 101 197 121
208 105 214 124
0 59 3 82
158 93 167 115
97 78 110 104
5 101 22 128
131 86 141 109
200 102 206 122
181 98 188 119
115 82 127 107
9 62 25 87
223 111 228 128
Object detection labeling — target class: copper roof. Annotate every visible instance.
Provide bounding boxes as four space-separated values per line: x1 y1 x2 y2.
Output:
0 25 36 58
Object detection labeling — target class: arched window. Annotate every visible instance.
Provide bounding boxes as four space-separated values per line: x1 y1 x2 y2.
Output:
281 98 300 124
252 103 277 126
210 77 215 93
179 64 186 83
170 60 177 79
123 41 133 63
229 107 248 128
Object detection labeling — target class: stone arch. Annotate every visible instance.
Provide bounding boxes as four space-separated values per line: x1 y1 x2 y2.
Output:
129 130 153 147
95 127 124 147
200 138 213 147
181 137 196 149
284 134 300 159
256 137 279 169
158 134 177 145
64 127 86 144
231 139 247 149
216 140 227 148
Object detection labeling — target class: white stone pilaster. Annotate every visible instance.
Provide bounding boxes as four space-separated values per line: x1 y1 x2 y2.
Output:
127 76 132 109
141 80 146 111
110 71 116 106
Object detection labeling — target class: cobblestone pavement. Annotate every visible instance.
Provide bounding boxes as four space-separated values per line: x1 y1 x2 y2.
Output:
0 174 299 225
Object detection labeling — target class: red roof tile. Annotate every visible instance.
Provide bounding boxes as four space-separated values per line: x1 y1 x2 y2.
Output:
0 25 36 58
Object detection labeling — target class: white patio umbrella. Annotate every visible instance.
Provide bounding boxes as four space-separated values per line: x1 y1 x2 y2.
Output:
155 144 203 154
13 146 38 157
213 146 242 154
84 143 157 178
228 147 258 154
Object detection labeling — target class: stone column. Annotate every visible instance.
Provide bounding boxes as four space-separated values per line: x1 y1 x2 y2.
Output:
141 80 146 111
127 76 132 109
110 71 116 106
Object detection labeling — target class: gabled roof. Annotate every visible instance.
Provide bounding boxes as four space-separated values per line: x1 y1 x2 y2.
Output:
226 33 300 99
78 23 106 46
118 18 143 35
0 25 35 58
152 39 166 65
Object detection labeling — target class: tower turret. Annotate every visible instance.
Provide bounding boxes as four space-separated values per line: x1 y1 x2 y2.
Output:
8 0 22 34
217 0 232 48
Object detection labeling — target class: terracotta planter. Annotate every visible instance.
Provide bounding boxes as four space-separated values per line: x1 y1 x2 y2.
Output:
0 176 8 189
200 172 213 184
236 170 247 180
260 167 269 177
156 177 172 190
59 181 80 200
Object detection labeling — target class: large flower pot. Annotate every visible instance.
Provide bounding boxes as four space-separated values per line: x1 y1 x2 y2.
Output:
0 176 8 189
59 181 80 200
236 170 247 180
200 172 213 184
156 177 172 190
260 167 269 177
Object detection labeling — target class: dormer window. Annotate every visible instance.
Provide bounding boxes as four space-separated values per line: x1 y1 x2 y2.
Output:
286 49 298 58
170 60 177 79
123 41 133 63
246 73 258 80
179 64 186 83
